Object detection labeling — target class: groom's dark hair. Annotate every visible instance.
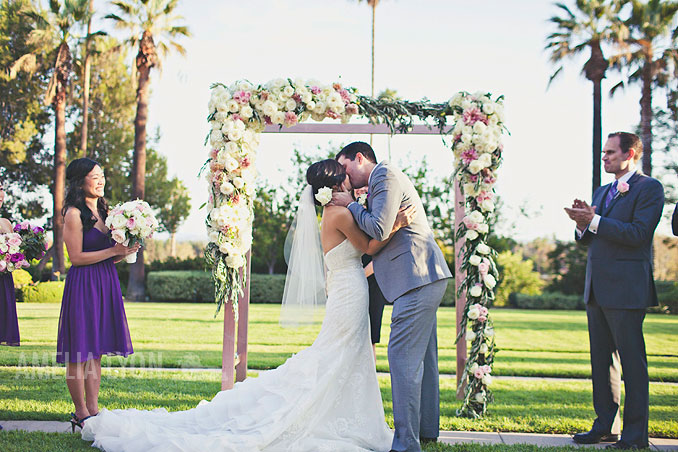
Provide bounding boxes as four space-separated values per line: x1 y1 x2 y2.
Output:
336 142 377 164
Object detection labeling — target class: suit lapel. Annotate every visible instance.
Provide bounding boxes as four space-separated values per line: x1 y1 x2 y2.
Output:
596 184 611 216
602 172 640 216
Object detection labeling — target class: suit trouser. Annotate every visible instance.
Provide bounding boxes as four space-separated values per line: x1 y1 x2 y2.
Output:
586 290 649 446
388 279 447 452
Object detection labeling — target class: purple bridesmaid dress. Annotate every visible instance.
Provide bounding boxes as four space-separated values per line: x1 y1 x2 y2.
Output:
56 227 133 363
0 272 20 346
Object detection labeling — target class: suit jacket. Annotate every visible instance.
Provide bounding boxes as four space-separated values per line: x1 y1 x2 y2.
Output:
673 204 678 236
348 161 452 302
576 172 664 309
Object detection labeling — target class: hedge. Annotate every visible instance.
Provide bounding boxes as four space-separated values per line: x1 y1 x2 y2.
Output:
146 271 287 303
20 281 65 303
654 280 678 314
509 292 584 310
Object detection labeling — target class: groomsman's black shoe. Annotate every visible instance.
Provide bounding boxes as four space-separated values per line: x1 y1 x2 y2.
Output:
606 440 649 450
573 430 620 444
420 437 438 445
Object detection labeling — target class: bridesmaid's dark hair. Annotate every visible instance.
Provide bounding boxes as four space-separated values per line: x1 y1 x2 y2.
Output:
306 159 346 206
62 158 108 232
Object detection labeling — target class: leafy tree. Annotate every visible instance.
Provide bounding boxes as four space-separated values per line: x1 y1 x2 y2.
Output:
495 250 545 307
611 0 678 177
547 239 588 295
156 177 191 258
252 185 290 274
0 0 52 221
20 0 92 274
106 0 190 300
546 0 626 195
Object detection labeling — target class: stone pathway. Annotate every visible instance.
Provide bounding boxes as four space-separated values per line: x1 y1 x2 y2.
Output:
1 421 677 450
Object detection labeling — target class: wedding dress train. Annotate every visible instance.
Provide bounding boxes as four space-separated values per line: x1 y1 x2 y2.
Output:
82 238 393 452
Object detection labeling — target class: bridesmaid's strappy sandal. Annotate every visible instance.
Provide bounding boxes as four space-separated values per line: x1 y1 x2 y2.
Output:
70 412 95 433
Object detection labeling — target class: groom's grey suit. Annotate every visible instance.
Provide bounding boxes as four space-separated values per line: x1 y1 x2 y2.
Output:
348 161 452 452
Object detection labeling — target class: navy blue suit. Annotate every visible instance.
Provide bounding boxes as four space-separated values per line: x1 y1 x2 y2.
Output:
576 172 664 447
672 204 677 236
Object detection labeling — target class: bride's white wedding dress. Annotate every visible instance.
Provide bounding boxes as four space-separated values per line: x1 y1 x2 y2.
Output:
82 238 393 452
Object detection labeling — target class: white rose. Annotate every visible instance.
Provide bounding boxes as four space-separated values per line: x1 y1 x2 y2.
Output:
481 374 493 386
478 153 493 168
477 243 491 254
225 157 239 172
208 230 220 243
480 199 495 212
482 102 496 115
468 160 483 174
226 100 239 113
468 211 484 224
233 177 245 189
479 343 489 355
314 187 332 206
285 99 297 111
469 362 479 373
283 86 294 97
465 230 479 241
239 105 253 119
305 100 316 110
272 111 285 125
466 330 476 341
463 183 478 196
485 327 495 337
477 223 489 234
226 254 245 268
262 100 278 116
220 182 235 195
112 215 127 229
467 304 480 319
111 229 126 244
140 226 152 238
227 129 243 142
484 274 496 289
472 121 487 135
474 392 485 403
469 285 482 298
469 255 481 266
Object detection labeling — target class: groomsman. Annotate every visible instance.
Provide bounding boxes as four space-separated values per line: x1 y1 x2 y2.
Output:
565 132 664 450
672 204 677 236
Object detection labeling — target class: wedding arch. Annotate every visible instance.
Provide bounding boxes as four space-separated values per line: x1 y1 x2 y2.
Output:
203 78 506 418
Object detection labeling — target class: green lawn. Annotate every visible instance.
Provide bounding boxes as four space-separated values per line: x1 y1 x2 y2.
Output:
0 431 618 452
1 367 676 437
6 303 678 381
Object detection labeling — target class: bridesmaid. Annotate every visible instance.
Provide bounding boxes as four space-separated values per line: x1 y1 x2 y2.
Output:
0 181 20 347
56 158 139 431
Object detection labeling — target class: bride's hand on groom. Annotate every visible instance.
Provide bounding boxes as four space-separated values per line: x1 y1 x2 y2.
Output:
394 205 415 230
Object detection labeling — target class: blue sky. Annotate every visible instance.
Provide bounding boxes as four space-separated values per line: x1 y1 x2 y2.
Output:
92 0 675 241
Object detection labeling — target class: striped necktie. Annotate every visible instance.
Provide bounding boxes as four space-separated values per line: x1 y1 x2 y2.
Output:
604 180 618 209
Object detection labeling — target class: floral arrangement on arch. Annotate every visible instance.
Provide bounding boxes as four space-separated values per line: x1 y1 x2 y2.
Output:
449 91 505 418
204 78 360 314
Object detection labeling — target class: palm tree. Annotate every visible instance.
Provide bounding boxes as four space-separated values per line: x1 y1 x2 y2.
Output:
80 0 94 157
611 0 678 177
22 0 91 275
106 0 190 300
546 0 625 196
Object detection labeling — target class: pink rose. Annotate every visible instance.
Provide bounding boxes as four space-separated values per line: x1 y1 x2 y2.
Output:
618 181 629 194
474 368 484 379
0 260 6 272
325 110 340 120
462 107 488 126
346 103 359 115
478 261 490 277
310 86 321 95
111 229 126 244
478 315 487 323
233 90 251 105
126 218 136 229
284 111 298 127
461 148 479 165
209 149 218 159
7 236 21 248
482 365 492 374
231 113 243 122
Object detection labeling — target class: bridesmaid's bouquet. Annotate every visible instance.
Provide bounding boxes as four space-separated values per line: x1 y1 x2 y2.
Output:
105 200 159 263
0 232 29 273
13 221 48 262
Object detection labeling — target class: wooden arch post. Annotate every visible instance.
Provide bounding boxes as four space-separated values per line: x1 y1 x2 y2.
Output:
219 123 465 390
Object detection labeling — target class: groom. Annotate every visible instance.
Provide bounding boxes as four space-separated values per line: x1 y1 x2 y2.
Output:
332 142 451 452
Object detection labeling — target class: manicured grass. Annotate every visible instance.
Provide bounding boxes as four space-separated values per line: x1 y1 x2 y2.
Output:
0 431 623 452
7 304 678 381
1 367 676 437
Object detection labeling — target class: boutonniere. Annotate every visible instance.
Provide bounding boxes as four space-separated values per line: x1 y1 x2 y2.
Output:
617 181 630 198
357 193 368 208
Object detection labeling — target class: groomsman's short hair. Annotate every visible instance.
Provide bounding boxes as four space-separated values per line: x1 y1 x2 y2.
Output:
608 132 643 163
336 142 378 164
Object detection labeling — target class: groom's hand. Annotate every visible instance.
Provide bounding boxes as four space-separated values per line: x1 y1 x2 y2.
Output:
329 190 354 207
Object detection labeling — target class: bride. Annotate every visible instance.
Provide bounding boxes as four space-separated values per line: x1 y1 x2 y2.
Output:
82 159 414 452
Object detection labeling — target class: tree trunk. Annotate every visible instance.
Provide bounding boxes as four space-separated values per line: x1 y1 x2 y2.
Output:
126 32 155 301
640 57 653 176
592 78 602 197
170 232 176 258
369 2 375 147
52 43 71 276
267 260 275 275
80 0 93 157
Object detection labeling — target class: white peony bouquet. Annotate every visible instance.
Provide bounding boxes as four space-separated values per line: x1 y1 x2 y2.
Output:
105 200 159 263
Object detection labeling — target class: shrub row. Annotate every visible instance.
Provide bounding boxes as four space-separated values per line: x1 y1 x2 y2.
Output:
146 271 287 303
508 292 584 310
19 281 66 303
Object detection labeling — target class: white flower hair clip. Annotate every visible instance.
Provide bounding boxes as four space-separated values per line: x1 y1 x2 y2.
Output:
315 186 333 206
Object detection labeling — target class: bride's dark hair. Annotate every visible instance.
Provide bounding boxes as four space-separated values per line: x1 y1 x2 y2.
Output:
306 159 346 206
61 158 109 232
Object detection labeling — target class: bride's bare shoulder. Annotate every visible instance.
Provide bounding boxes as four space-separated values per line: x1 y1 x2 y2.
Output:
323 206 351 221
